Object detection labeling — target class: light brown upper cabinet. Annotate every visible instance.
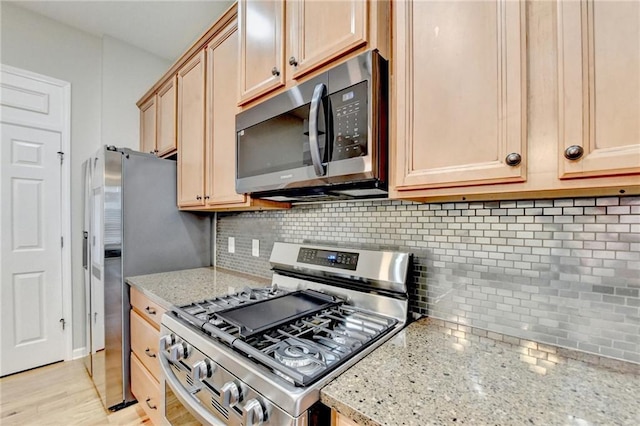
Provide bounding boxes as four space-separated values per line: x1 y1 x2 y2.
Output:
139 96 156 155
238 0 388 106
238 0 285 103
557 0 640 179
202 21 287 211
176 17 288 212
391 0 639 202
177 51 207 208
155 77 177 157
206 22 252 207
393 0 526 191
138 77 177 158
287 0 367 79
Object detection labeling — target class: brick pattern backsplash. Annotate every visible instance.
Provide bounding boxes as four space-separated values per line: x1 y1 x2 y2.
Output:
216 196 640 364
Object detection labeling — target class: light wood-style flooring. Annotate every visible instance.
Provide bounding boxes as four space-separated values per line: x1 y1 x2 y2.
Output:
0 360 149 425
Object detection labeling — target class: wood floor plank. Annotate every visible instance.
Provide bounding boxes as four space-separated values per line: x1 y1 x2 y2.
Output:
0 360 149 425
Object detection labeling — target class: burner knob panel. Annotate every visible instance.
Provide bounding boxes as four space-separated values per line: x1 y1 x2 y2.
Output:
243 398 265 426
220 381 240 408
168 342 190 362
192 359 214 380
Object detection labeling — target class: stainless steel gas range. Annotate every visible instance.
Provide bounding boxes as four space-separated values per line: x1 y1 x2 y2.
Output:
159 242 411 425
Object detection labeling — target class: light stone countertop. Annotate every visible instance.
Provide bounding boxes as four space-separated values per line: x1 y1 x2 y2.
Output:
126 267 271 309
321 318 640 426
126 268 639 426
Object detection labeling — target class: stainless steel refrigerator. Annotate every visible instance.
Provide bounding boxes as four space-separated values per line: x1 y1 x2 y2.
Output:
82 146 210 410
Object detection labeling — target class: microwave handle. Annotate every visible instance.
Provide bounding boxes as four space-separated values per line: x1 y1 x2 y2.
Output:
309 83 327 177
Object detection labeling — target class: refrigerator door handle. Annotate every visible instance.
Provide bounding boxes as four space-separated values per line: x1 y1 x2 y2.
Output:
82 231 89 269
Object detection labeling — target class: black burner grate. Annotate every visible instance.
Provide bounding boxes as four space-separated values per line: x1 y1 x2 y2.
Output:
172 289 397 387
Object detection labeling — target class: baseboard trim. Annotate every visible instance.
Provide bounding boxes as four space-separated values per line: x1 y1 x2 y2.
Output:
72 347 86 360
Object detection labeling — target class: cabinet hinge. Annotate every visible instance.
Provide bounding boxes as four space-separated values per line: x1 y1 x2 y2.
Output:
57 151 64 165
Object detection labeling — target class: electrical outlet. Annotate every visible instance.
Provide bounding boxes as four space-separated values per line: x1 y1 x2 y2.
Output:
228 237 235 253
252 239 259 257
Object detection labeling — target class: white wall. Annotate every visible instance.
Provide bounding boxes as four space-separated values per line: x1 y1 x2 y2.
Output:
0 2 170 351
101 36 169 150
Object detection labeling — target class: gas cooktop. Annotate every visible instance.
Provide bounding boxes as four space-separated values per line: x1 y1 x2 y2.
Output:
159 242 412 426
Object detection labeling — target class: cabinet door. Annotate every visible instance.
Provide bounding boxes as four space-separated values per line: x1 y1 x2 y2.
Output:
139 96 156 155
558 0 640 179
131 353 162 426
394 0 526 190
238 0 285 104
288 0 367 79
207 23 247 205
130 310 160 381
156 76 177 157
177 51 206 207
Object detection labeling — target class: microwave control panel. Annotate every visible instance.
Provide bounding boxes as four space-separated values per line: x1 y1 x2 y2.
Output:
297 247 359 271
330 81 368 161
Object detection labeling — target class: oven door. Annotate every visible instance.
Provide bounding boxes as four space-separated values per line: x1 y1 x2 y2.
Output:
160 354 227 426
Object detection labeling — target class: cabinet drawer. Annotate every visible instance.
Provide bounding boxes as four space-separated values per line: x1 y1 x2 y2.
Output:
130 310 161 380
131 353 162 426
130 286 166 328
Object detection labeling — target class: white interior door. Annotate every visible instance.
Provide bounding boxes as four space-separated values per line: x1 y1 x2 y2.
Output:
0 65 69 377
0 124 64 376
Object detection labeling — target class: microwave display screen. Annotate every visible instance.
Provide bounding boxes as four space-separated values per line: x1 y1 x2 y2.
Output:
330 81 368 161
342 91 355 102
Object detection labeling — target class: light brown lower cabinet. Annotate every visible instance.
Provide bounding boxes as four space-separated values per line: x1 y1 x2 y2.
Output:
131 353 161 426
130 286 164 425
332 410 359 426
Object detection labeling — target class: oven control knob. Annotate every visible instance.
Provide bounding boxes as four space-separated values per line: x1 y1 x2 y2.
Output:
160 334 177 351
243 398 265 426
192 359 214 381
219 381 240 407
168 342 190 362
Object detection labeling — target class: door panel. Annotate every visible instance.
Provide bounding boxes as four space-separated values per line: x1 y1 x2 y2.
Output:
140 96 156 155
394 0 526 190
0 123 64 377
177 51 206 207
156 77 177 157
288 0 367 79
208 26 247 205
558 0 640 178
239 0 285 103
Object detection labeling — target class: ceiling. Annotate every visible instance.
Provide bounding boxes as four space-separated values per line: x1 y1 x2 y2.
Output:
8 0 234 61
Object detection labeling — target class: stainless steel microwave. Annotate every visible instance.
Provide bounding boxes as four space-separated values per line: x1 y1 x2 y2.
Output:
235 50 388 202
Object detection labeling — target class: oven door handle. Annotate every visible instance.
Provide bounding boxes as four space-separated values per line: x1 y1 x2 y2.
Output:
308 83 327 177
159 354 226 426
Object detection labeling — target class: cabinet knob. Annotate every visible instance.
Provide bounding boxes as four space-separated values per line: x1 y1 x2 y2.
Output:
564 145 584 160
271 67 280 76
204 195 210 200
196 195 202 200
289 56 298 67
505 152 522 166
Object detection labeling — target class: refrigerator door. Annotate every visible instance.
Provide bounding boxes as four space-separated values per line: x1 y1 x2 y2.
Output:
82 159 93 377
92 147 124 410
